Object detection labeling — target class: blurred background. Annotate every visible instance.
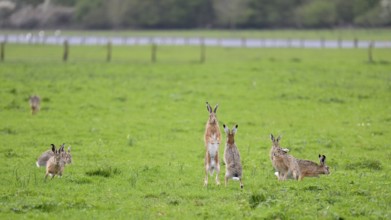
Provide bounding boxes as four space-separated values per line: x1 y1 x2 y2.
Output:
0 0 390 30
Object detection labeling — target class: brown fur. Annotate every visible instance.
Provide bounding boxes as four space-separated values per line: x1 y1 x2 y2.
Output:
204 102 221 186
223 124 243 188
37 145 72 167
297 155 330 180
270 134 300 180
29 95 41 115
45 144 66 179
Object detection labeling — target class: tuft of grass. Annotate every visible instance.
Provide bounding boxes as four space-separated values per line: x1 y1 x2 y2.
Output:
345 159 382 170
249 192 266 209
4 149 18 158
85 167 121 178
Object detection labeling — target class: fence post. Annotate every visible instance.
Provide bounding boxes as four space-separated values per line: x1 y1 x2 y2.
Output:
338 37 342 48
200 37 205 63
241 37 246 47
0 41 5 61
107 40 112 62
368 41 374 63
63 40 69 62
151 43 157 63
354 38 358 48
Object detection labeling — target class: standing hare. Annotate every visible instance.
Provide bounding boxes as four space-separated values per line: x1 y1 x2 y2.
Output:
29 95 41 115
270 134 300 181
297 155 330 180
45 144 66 179
36 144 72 167
223 124 243 188
204 102 221 186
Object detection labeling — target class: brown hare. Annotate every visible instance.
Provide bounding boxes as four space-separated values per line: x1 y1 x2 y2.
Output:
29 95 41 115
36 144 72 167
223 124 243 188
270 134 300 181
297 155 330 180
204 102 221 186
45 144 66 179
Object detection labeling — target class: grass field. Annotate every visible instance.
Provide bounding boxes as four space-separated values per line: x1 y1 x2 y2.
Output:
0 44 390 219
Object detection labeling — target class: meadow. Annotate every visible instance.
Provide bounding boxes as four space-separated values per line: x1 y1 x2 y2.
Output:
0 43 390 219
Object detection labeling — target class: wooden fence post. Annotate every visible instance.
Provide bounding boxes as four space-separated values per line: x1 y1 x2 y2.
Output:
338 37 342 48
200 38 205 63
107 40 112 62
0 41 5 62
354 38 358 48
151 43 157 63
241 37 246 47
63 40 69 62
368 41 374 63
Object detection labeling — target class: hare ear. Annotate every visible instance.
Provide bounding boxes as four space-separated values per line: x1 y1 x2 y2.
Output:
319 155 326 165
51 144 56 152
270 134 274 141
232 124 238 134
206 102 212 113
223 124 229 133
277 135 281 142
213 104 218 113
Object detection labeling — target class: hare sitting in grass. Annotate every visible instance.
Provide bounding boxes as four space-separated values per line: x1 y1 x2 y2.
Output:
45 144 66 179
29 95 41 115
223 124 243 188
270 134 300 181
296 155 330 180
204 102 221 186
36 144 72 167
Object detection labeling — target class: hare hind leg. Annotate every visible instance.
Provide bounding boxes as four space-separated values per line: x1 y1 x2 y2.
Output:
214 155 220 185
204 165 209 186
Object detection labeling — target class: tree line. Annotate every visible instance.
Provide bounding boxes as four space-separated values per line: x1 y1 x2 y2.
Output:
2 0 391 29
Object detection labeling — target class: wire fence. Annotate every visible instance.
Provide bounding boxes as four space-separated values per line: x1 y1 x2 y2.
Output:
0 34 389 63
1 34 391 48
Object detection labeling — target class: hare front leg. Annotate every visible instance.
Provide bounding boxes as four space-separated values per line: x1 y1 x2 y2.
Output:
204 168 209 186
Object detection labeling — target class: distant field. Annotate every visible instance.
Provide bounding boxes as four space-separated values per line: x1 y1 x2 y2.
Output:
2 28 391 40
0 45 390 219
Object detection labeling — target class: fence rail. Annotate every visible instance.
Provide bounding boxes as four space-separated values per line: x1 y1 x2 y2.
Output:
1 34 391 48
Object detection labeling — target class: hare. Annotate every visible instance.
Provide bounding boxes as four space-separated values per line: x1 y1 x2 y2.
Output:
297 154 330 180
204 102 221 186
36 144 72 167
29 95 41 115
45 144 66 179
270 134 300 181
223 124 243 188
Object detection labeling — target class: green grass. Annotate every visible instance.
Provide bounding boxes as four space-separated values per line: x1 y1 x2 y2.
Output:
0 44 390 219
2 28 391 40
